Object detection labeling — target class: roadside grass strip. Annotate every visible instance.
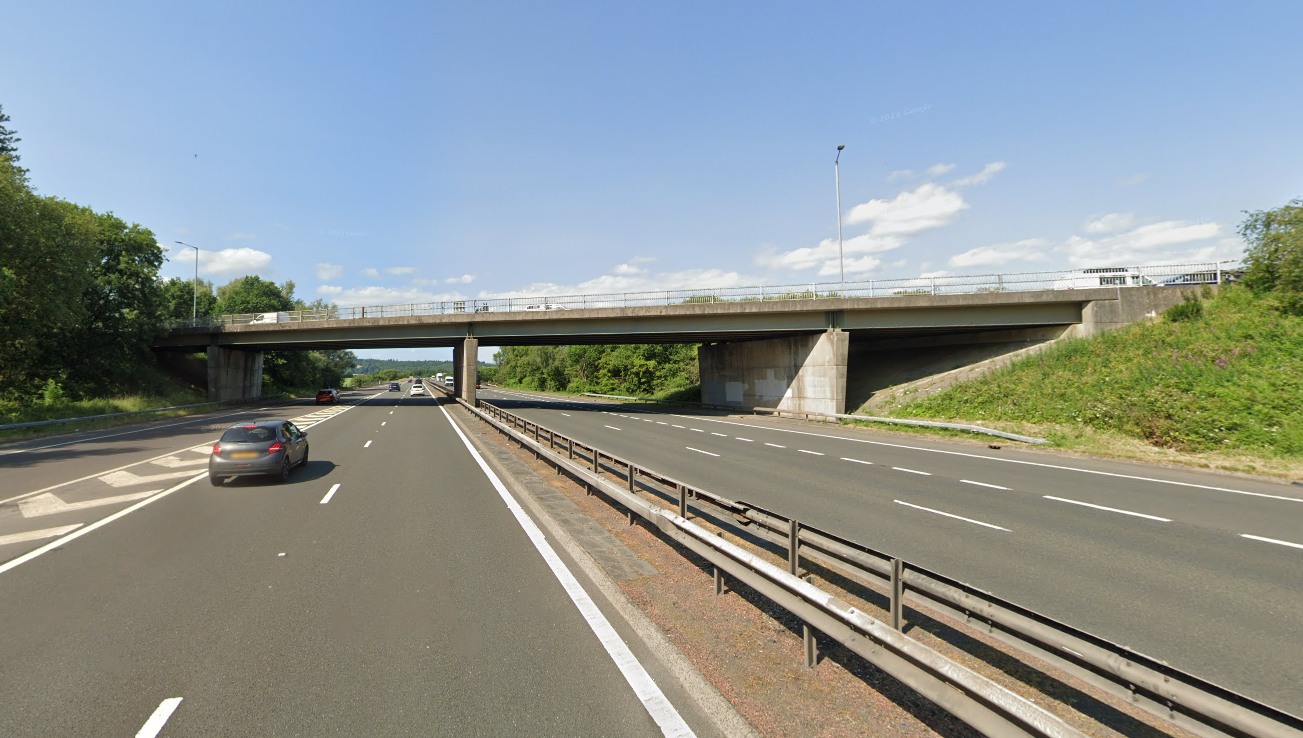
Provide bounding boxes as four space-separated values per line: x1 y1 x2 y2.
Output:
894 500 1010 531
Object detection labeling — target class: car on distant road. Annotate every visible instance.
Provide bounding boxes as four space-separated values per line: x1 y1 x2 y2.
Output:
524 303 568 311
315 389 340 404
1053 268 1158 289
388 382 400 391
249 311 292 324
411 384 426 396
209 420 308 485
444 376 455 387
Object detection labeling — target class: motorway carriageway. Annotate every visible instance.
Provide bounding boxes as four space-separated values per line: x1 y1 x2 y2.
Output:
478 387 1303 715
0 385 710 736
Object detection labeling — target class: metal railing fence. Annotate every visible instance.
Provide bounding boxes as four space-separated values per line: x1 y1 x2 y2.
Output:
445 385 1301 738
169 261 1238 329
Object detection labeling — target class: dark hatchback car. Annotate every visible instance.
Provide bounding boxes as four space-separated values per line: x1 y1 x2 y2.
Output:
209 421 309 485
389 382 400 391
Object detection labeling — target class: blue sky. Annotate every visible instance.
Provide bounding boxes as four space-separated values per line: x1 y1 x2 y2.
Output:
4 1 1301 360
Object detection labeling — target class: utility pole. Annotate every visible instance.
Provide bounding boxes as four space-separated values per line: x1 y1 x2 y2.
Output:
175 241 200 319
835 145 846 297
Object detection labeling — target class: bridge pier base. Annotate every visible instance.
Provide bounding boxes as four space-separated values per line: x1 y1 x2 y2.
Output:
699 331 848 415
454 337 478 405
207 346 264 402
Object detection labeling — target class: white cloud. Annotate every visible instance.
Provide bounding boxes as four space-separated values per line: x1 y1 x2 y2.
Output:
758 233 904 272
198 247 273 276
823 255 882 277
613 263 647 276
628 256 656 264
362 268 380 279
224 232 257 240
1083 213 1136 234
925 163 956 176
845 183 969 234
384 267 416 275
920 270 949 278
315 262 344 280
317 285 343 295
887 169 916 181
1118 173 1147 187
1061 220 1232 267
947 238 1051 269
952 161 1006 186
479 267 757 300
444 274 474 284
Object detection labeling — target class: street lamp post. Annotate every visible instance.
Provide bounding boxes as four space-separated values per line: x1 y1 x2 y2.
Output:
835 145 846 297
175 241 200 319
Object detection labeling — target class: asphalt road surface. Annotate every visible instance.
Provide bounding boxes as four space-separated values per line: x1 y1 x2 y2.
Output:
0 384 709 736
475 387 1303 716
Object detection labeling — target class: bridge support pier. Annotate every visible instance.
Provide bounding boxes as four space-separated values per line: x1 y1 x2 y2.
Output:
454 337 478 405
207 346 264 402
699 331 848 415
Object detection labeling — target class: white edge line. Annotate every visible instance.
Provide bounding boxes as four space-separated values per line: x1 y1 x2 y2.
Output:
892 467 932 476
894 500 1009 531
1042 496 1171 522
0 473 208 576
961 479 1011 490
437 403 693 737
320 483 341 504
135 697 183 738
685 447 720 457
1240 534 1303 550
669 414 1303 503
841 457 872 465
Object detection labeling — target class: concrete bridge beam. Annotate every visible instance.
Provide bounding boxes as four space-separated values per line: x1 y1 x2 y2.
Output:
207 346 264 402
699 331 849 415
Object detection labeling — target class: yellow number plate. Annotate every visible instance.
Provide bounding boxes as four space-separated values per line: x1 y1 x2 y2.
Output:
229 451 259 459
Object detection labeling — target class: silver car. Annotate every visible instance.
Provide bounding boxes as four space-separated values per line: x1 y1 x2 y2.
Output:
209 420 309 486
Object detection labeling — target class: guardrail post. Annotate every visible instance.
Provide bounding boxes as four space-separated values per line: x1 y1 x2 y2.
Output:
891 557 905 630
803 624 817 668
592 450 600 475
548 429 554 450
678 484 687 519
788 519 800 576
714 567 724 596
567 438 573 460
628 464 636 493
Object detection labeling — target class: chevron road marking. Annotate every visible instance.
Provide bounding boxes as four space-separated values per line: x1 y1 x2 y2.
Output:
99 468 205 488
0 524 84 546
21 490 162 518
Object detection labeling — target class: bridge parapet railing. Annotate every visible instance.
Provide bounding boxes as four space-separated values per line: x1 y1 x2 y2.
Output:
442 385 1301 738
167 261 1239 329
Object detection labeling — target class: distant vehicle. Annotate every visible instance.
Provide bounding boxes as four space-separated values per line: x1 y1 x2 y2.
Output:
1053 268 1157 290
249 312 292 324
435 372 445 383
524 303 569 311
445 376 455 387
315 389 340 404
209 420 308 485
411 384 426 396
414 378 423 386
388 382 400 391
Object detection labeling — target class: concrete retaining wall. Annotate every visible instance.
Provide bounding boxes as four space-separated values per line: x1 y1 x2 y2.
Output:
699 332 849 415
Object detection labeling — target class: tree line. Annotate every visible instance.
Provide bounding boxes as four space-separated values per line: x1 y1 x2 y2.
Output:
491 343 700 400
0 104 353 408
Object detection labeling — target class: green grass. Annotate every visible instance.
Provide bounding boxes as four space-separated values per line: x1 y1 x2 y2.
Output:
889 287 1303 464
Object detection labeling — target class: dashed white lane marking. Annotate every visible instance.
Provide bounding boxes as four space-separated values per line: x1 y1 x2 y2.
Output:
604 425 622 431
710 432 727 436
798 450 824 456
892 467 932 476
894 500 1010 531
690 428 704 433
562 413 572 417
0 473 208 577
320 484 341 504
0 524 84 546
962 479 1011 490
656 422 667 425
1043 495 1171 522
841 457 873 465
390 411 394 414
437 404 695 737
381 422 387 426
736 437 753 442
685 447 720 457
364 440 373 448
135 697 183 738
671 424 684 428
764 442 785 448
1241 534 1303 550
20 490 160 518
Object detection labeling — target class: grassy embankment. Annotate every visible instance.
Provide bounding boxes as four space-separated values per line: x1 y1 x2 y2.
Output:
880 286 1303 478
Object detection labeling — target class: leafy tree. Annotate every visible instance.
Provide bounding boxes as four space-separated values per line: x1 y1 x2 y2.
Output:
160 276 218 319
0 103 20 163
215 275 293 315
1241 198 1303 313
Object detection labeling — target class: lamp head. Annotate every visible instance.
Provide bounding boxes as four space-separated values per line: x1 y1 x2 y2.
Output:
837 145 845 150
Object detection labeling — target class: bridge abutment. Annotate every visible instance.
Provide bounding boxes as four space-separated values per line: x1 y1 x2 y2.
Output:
699 331 849 415
455 337 478 405
207 346 264 402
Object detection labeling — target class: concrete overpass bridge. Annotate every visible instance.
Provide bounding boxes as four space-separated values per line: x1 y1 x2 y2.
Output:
156 265 1223 413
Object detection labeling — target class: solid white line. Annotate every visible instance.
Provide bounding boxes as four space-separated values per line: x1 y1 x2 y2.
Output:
436 404 694 737
841 457 873 465
798 450 824 456
894 500 1010 531
892 467 932 476
364 440 372 448
962 479 1011 490
0 524 84 546
685 447 720 457
135 697 183 738
670 414 1303 503
764 442 785 448
320 483 341 504
1241 534 1303 550
0 473 208 577
1043 495 1171 522
604 425 622 431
